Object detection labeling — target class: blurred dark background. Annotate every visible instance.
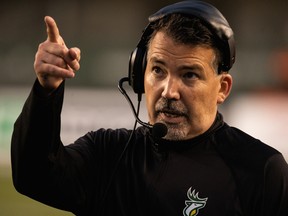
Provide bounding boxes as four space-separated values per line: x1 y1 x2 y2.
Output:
1 0 288 91
1 1 288 215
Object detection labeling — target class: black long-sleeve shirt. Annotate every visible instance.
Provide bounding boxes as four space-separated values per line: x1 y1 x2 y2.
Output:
11 80 288 216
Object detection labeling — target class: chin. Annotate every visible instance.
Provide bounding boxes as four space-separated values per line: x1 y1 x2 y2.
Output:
164 125 188 141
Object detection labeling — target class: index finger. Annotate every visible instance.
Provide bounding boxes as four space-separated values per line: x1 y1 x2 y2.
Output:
44 16 60 43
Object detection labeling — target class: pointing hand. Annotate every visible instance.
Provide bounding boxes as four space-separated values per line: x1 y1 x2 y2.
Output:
34 16 81 91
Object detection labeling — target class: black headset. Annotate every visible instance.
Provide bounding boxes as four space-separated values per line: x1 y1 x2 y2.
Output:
128 0 236 94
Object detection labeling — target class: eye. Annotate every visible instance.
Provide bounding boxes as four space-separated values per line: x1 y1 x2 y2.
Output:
152 66 164 77
183 72 199 80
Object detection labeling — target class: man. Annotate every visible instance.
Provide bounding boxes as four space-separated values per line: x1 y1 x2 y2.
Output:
11 1 288 216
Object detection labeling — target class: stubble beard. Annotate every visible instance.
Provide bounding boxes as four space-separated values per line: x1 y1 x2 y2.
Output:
155 97 190 141
164 123 188 140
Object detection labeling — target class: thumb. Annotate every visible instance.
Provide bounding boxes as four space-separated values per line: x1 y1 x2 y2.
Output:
69 47 81 61
44 16 61 43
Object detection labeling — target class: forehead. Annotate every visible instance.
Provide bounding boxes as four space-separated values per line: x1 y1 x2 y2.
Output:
147 31 217 67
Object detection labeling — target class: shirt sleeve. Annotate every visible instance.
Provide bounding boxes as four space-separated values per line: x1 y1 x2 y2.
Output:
11 79 86 213
262 154 288 216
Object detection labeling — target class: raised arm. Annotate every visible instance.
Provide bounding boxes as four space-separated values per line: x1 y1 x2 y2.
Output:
34 16 80 91
11 16 84 213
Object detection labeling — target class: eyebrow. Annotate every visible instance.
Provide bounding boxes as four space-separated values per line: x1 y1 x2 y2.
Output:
150 57 166 66
149 56 204 72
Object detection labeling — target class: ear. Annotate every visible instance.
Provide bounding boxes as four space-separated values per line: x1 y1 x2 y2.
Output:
217 73 233 104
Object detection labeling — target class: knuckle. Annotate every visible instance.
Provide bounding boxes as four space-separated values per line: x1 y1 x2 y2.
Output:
55 57 66 68
38 41 48 50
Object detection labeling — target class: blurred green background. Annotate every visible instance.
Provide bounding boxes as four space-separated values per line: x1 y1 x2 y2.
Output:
1 0 288 215
0 166 73 215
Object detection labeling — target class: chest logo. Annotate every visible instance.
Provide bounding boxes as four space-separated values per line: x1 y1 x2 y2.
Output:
183 187 208 216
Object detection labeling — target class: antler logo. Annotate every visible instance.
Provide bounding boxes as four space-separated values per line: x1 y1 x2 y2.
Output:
183 187 208 216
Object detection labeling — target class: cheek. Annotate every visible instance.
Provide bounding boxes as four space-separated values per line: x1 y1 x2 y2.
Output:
144 71 155 89
144 71 162 98
144 74 156 117
203 86 220 112
185 86 217 113
144 73 164 121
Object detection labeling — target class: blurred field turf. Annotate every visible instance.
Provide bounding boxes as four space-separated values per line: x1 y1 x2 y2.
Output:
0 165 73 216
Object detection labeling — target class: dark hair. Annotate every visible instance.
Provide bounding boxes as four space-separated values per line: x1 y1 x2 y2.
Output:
148 13 223 72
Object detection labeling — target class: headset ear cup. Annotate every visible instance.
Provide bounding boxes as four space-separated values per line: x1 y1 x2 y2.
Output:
128 46 147 94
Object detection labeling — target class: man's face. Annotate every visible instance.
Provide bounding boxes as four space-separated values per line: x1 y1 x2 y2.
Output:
144 31 231 140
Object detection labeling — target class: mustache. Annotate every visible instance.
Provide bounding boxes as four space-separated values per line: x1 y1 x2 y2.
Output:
155 97 188 117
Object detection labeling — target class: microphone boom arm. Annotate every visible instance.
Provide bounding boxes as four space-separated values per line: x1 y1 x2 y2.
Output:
118 77 152 129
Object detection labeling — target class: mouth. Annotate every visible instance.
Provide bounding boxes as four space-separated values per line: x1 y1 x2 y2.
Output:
157 109 187 124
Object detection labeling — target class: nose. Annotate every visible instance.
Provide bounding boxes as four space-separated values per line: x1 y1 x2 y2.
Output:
161 76 181 100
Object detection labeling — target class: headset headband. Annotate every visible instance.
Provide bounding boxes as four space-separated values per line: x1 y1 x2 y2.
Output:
128 0 236 94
